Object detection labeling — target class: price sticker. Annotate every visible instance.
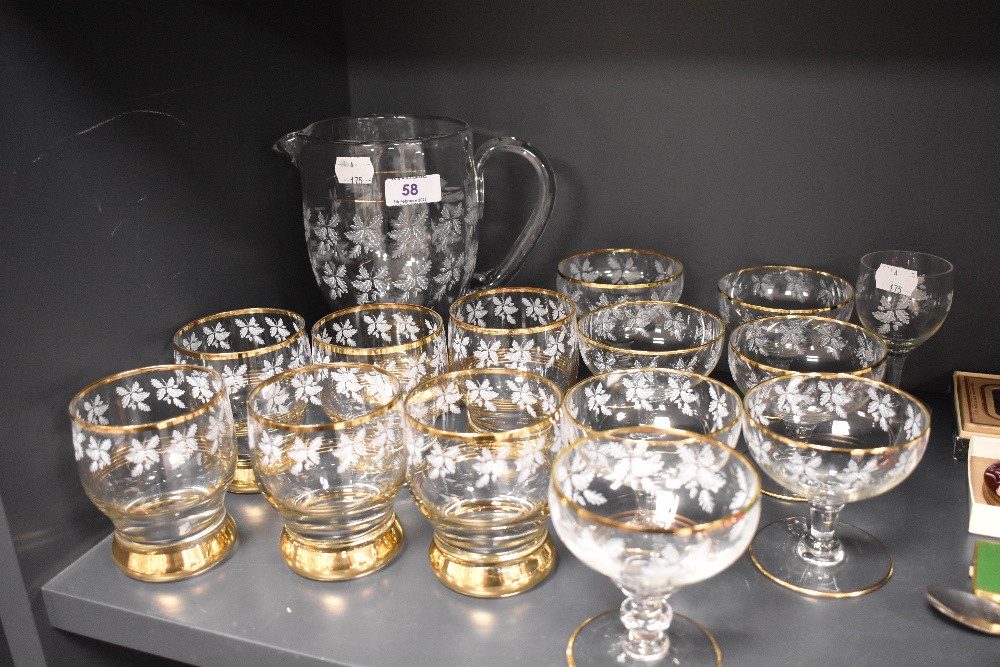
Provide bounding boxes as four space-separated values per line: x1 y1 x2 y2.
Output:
335 157 374 185
384 175 442 206
875 263 919 296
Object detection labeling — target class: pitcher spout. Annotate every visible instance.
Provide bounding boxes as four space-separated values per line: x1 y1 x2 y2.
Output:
273 131 305 164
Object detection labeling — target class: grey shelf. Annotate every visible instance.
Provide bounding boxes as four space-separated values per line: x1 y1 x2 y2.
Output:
43 394 1000 666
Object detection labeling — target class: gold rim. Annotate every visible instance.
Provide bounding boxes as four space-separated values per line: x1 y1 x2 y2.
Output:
728 315 888 377
744 372 931 456
246 363 401 433
556 248 684 289
173 307 307 361
450 287 576 335
563 368 741 438
69 364 228 434
551 426 762 537
577 301 724 357
404 368 562 442
312 303 444 355
718 265 854 314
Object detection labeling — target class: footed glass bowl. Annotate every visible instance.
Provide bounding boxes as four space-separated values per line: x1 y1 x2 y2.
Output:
578 301 724 376
717 266 853 328
728 315 887 394
557 249 684 316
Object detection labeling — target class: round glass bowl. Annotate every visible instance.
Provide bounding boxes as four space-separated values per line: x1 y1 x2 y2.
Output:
578 301 725 376
717 266 854 328
557 249 684 316
561 369 743 451
728 315 888 394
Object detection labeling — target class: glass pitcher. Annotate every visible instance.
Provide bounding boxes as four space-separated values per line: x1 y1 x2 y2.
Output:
274 116 556 313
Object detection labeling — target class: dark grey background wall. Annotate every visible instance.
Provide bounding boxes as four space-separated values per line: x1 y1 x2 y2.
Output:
345 0 1000 393
0 1 348 664
1 0 998 664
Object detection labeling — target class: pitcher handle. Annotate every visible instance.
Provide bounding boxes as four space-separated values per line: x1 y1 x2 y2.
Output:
469 137 556 291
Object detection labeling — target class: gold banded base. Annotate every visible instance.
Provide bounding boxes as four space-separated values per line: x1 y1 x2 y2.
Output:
429 533 556 598
228 457 260 494
279 517 404 581
111 512 238 582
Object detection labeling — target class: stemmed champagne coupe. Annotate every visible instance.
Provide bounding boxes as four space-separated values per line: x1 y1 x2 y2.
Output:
854 251 953 387
743 373 930 597
550 427 761 666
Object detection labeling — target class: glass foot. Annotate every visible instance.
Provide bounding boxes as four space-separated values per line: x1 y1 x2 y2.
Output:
750 517 893 598
280 516 403 581
567 609 720 667
429 532 556 598
112 511 238 582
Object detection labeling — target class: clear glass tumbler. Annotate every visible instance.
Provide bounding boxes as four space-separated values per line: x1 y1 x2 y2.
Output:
173 308 311 493
69 364 237 581
449 287 578 389
717 265 854 328
577 301 725 376
247 363 405 580
403 369 562 597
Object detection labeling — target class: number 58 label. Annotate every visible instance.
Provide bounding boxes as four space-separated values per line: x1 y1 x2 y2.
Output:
385 175 442 206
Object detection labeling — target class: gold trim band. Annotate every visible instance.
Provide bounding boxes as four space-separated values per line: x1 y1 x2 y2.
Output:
449 287 576 335
312 303 444 356
173 308 307 362
69 364 228 434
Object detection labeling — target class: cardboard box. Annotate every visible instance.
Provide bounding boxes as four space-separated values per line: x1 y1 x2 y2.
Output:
954 371 1000 538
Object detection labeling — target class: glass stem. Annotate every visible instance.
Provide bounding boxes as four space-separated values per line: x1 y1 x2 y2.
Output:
619 591 673 662
883 351 909 387
797 502 845 566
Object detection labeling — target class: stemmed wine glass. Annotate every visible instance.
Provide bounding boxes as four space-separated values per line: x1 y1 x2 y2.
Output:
854 251 953 386
550 427 761 665
743 373 930 597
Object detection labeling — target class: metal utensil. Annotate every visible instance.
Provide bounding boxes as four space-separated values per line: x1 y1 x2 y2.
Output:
926 585 1000 635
